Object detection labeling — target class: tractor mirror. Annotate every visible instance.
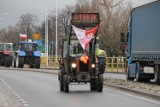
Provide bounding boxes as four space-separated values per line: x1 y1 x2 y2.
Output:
19 46 22 50
120 32 125 43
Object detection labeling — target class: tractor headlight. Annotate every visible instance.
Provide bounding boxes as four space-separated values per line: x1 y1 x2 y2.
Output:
71 63 76 68
91 64 95 68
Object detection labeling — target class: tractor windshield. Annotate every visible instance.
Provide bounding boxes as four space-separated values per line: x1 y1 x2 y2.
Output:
0 44 12 51
21 43 37 51
6 44 12 51
70 39 89 55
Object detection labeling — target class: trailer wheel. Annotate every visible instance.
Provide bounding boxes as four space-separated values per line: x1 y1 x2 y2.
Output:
97 74 103 92
34 57 40 69
98 57 106 73
126 66 134 81
155 65 160 84
135 62 143 82
136 69 142 82
63 75 69 93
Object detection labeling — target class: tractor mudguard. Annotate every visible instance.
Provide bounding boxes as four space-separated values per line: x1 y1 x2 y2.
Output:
33 51 41 57
17 50 26 56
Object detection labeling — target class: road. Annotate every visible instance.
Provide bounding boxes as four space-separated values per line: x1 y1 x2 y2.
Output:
0 69 159 107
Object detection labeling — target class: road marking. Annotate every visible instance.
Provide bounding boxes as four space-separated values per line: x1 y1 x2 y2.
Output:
104 88 160 105
24 104 30 107
0 78 30 107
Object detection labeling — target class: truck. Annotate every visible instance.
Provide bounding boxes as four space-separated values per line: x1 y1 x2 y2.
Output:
13 41 41 68
0 43 14 67
58 13 106 92
124 1 160 84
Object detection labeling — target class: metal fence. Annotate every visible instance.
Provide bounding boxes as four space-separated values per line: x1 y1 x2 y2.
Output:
106 57 126 72
40 56 126 72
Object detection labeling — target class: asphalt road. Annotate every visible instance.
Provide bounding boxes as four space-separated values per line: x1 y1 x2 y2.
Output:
0 69 159 107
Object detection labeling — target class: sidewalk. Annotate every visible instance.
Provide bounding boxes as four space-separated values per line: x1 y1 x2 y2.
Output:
0 79 23 107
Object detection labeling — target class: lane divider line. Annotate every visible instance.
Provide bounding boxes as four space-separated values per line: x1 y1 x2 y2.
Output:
104 88 160 105
0 78 30 107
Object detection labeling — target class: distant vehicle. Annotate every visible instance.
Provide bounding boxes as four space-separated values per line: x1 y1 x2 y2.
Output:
13 41 41 68
0 43 14 67
122 1 160 84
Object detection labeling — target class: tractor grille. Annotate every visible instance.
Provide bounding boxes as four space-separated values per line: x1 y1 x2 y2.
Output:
26 51 33 56
79 60 89 72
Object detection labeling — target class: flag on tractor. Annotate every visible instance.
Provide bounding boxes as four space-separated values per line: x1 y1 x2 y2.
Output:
19 34 27 39
72 25 99 50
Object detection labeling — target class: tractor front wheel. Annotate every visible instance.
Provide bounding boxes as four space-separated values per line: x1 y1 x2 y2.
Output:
63 75 69 93
97 74 103 92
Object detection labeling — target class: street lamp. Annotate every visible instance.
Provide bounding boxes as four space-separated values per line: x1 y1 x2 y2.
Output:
45 0 49 66
55 0 58 63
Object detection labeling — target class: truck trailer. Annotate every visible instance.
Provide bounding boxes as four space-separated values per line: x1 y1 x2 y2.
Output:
125 1 160 84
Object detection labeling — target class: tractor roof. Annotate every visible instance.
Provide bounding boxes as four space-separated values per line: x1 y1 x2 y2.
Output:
20 41 37 44
0 43 13 45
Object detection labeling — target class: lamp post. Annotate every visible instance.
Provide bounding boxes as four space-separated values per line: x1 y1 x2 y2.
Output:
55 0 58 63
45 0 49 66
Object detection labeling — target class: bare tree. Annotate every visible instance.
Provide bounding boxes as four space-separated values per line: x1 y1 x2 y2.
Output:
16 13 38 40
72 0 131 56
96 0 131 56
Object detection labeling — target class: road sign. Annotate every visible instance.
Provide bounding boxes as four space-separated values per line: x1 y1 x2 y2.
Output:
33 34 40 40
38 45 45 52
35 40 42 46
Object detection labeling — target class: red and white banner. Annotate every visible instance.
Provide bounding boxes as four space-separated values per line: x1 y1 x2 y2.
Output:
72 25 99 50
20 34 27 39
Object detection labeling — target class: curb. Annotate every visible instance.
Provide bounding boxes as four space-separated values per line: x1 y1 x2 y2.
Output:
0 67 58 74
105 72 125 74
104 82 160 101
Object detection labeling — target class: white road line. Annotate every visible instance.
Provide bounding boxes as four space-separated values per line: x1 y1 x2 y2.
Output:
104 88 160 105
0 78 30 107
24 104 30 107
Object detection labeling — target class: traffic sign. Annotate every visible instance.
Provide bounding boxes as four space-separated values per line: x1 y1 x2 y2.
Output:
33 34 40 40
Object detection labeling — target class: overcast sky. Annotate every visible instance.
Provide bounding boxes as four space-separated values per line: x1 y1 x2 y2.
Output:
0 0 157 29
0 0 77 28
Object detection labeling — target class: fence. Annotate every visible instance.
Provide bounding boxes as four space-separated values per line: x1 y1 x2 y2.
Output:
40 56 126 72
106 57 126 72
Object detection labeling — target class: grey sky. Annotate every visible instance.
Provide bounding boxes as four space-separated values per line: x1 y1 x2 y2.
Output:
0 0 77 28
0 0 157 29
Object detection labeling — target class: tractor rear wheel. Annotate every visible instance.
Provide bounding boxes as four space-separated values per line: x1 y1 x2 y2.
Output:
98 57 106 73
34 57 40 69
18 57 24 68
5 56 12 67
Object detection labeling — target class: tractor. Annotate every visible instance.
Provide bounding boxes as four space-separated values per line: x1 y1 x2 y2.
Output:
0 43 14 67
13 41 41 68
58 13 106 92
